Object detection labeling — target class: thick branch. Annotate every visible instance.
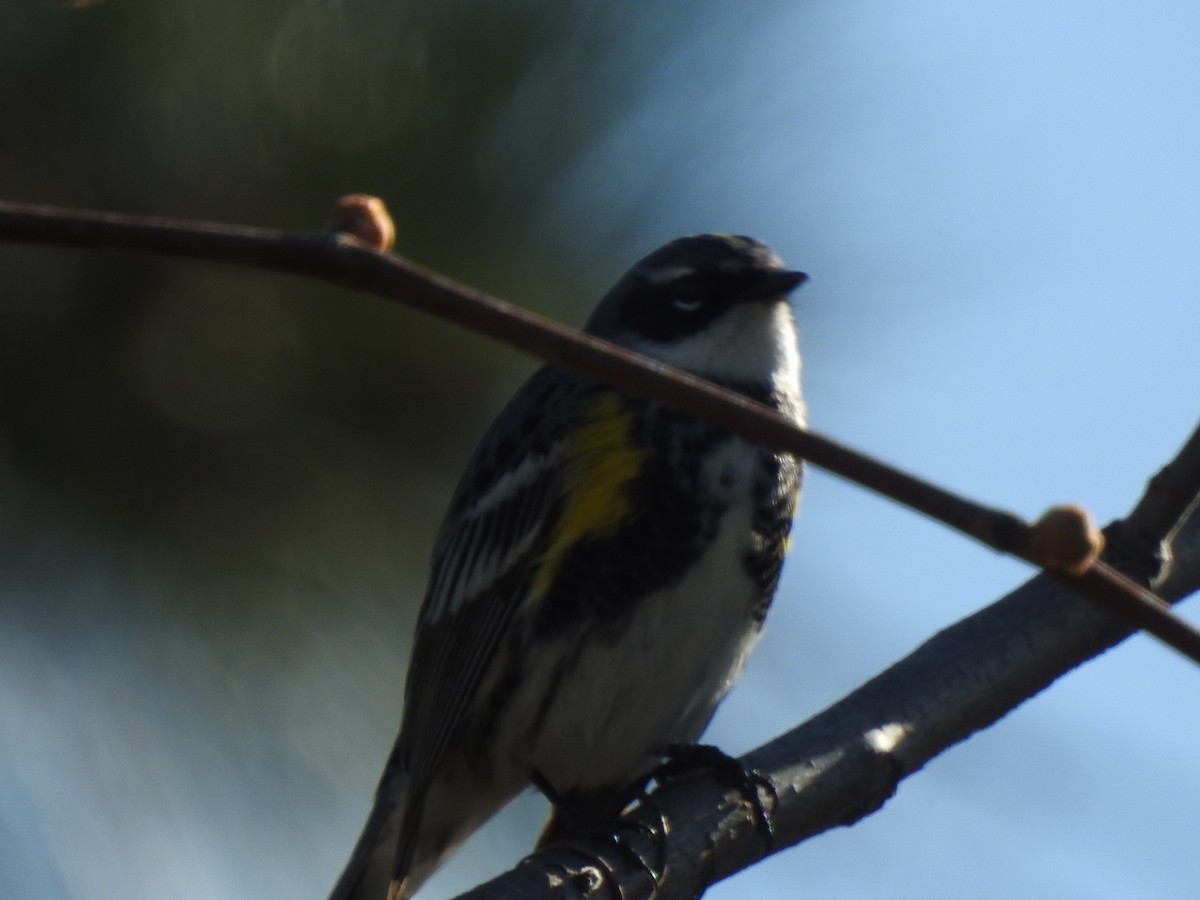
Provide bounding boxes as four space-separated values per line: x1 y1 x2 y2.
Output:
1126 418 1200 546
454 482 1200 899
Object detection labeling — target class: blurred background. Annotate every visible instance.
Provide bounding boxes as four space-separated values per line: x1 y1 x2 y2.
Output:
3 2 1200 898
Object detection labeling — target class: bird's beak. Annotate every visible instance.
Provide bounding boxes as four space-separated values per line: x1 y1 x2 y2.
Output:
744 268 808 301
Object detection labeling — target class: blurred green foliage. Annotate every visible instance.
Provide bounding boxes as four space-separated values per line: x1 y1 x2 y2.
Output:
0 5 676 896
0 0 660 595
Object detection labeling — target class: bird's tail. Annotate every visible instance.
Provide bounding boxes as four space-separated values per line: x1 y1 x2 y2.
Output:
327 768 408 900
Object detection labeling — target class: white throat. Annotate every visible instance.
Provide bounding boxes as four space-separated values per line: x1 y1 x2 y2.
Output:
627 301 802 405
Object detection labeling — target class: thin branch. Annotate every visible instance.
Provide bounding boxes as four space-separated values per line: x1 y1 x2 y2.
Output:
1 198 1198 665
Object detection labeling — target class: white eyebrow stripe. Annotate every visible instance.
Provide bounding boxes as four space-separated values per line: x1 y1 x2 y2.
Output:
643 264 696 284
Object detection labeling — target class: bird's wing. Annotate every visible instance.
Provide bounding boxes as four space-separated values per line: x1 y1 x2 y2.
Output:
402 439 566 782
388 370 582 870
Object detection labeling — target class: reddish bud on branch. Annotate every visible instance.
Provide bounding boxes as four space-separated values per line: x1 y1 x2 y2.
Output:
1024 505 1104 577
327 194 395 253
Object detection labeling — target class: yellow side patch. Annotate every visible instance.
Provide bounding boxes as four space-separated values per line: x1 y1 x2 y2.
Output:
533 392 646 596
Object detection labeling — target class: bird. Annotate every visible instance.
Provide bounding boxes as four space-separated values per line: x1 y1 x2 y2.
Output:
328 233 807 900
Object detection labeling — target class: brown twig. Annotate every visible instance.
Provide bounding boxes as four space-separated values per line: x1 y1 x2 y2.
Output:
1 197 1198 664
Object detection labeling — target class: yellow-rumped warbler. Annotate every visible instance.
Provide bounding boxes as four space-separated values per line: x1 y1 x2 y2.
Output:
328 234 807 900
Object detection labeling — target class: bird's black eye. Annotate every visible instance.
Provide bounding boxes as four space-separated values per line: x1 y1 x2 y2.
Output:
671 296 703 312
